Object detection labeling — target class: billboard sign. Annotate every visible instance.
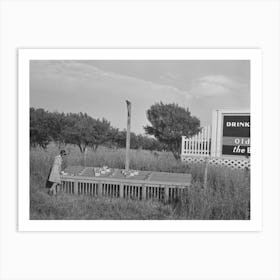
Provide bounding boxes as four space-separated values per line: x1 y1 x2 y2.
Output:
222 114 250 156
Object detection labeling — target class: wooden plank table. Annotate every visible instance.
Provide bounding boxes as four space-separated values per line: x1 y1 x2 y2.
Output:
59 166 192 202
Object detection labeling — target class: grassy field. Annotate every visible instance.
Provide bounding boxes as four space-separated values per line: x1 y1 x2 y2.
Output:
30 144 250 220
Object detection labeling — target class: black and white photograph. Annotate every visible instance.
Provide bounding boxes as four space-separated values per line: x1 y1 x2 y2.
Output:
28 53 252 221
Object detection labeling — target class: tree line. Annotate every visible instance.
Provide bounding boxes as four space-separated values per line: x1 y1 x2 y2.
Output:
30 108 165 151
30 103 200 160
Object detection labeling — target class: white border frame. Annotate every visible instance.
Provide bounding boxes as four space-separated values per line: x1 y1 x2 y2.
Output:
18 48 262 231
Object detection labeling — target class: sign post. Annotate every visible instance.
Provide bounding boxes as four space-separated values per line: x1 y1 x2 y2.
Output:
125 100 131 171
203 157 209 189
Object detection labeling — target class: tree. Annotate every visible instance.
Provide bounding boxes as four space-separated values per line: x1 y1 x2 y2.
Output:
30 108 51 148
46 111 67 148
62 113 113 165
144 102 200 159
135 134 165 151
30 108 68 149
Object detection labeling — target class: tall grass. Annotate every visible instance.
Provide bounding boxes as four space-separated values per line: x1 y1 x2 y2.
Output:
30 144 250 220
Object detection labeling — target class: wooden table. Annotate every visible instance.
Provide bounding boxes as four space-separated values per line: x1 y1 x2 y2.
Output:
58 166 192 202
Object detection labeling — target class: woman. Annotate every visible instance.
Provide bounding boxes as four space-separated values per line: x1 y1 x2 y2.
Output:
46 150 67 195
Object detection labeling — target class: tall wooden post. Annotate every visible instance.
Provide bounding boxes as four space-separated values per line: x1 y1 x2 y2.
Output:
125 100 131 171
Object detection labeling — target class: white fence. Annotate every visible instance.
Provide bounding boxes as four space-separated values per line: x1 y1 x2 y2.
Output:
181 126 211 157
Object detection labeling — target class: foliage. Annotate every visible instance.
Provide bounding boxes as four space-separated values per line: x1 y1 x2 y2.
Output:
62 112 113 153
144 102 201 159
46 111 68 147
30 108 52 148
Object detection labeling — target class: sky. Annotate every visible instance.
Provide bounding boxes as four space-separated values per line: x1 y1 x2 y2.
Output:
30 60 250 134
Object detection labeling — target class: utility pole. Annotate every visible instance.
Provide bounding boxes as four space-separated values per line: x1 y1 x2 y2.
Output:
125 100 131 171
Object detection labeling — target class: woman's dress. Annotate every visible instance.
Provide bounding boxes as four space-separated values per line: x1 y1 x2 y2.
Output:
48 155 62 184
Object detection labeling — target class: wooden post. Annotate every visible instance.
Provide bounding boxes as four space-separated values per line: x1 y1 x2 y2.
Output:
181 136 185 156
74 180 78 194
203 157 209 189
97 181 102 197
119 183 124 198
164 186 169 203
125 100 131 171
142 184 146 200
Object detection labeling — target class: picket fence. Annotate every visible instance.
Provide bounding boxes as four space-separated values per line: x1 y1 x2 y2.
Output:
181 126 211 157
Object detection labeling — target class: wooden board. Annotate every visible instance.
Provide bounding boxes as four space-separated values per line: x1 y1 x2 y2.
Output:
148 171 191 184
63 166 191 186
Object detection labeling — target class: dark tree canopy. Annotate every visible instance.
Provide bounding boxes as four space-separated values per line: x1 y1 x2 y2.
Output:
46 111 67 147
30 109 113 153
62 113 113 153
30 108 51 148
144 102 200 159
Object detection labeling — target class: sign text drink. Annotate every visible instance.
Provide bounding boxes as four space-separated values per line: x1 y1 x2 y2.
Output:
222 115 250 156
